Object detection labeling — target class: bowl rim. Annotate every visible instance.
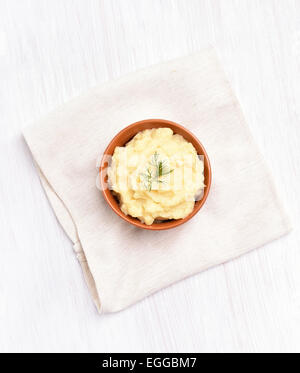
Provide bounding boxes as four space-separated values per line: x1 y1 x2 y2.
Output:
99 119 212 230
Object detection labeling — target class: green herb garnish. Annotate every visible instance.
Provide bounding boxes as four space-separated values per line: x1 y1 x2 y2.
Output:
140 168 153 191
140 152 174 191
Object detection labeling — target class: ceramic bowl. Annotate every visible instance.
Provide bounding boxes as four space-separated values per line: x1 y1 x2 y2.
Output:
99 119 211 230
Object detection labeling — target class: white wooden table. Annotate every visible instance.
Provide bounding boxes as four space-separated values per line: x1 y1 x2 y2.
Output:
1 0 299 353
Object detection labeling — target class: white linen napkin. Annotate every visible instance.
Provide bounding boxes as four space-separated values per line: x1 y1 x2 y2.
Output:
23 48 291 313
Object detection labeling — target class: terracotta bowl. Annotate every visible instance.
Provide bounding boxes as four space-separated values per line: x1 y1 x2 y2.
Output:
99 119 211 230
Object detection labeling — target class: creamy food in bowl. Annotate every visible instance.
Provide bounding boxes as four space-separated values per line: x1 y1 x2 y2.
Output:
107 127 205 225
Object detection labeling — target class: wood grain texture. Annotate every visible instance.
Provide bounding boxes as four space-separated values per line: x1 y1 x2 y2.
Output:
0 0 299 353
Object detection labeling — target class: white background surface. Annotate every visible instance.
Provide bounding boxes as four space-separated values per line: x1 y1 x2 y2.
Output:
0 0 299 353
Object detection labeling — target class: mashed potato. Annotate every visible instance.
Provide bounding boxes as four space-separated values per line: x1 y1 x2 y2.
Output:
108 128 205 225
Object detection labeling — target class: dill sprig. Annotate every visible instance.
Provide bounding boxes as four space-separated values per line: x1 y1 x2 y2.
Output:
140 152 174 191
140 168 153 191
